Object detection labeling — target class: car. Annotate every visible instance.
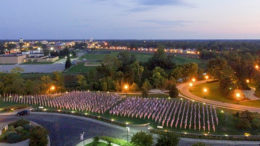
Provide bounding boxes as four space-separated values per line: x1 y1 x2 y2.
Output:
16 110 30 116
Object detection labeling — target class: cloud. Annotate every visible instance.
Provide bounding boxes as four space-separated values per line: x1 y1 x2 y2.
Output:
137 0 182 6
142 19 191 26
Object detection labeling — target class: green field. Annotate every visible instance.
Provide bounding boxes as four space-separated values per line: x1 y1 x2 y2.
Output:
190 82 260 108
80 51 151 63
78 50 205 72
65 63 97 74
86 142 107 146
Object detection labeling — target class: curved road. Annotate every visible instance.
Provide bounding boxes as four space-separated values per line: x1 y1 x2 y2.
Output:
1 112 260 146
177 80 260 113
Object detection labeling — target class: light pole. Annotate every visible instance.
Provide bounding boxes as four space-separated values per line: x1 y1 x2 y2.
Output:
203 88 208 99
124 84 129 96
80 131 85 146
126 127 130 142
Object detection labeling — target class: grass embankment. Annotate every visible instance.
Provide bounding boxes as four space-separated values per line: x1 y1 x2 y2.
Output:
85 142 107 146
85 136 132 146
0 102 27 113
190 82 260 108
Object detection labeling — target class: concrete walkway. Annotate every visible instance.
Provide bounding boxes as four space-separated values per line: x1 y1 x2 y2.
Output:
243 89 259 100
0 139 29 146
76 138 119 146
177 80 260 113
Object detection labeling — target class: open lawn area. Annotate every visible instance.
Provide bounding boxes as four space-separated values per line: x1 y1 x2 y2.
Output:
79 50 206 66
65 63 97 73
85 142 107 146
189 82 260 108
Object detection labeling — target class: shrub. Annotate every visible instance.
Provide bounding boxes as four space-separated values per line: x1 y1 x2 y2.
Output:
29 126 48 146
92 136 99 146
23 124 32 131
9 119 30 128
6 133 22 143
15 126 24 132
131 131 153 146
169 84 179 98
156 133 179 146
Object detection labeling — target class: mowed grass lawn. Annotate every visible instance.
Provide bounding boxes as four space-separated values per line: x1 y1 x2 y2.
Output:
80 51 151 63
80 50 205 66
190 82 260 108
85 142 107 146
65 63 97 74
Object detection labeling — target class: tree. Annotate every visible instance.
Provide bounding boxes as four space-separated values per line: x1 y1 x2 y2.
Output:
156 133 179 146
129 61 144 85
169 84 179 98
170 66 184 80
65 55 72 69
76 75 88 90
29 126 48 146
52 72 65 92
0 42 5 54
141 79 152 97
131 131 153 146
151 67 167 88
219 76 236 97
147 48 175 70
256 82 260 97
207 57 233 80
40 75 53 94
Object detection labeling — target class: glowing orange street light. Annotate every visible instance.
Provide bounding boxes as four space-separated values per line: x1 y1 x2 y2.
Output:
189 82 193 87
246 79 250 84
50 85 56 91
203 88 208 93
235 92 242 101
205 75 209 80
192 78 196 82
255 65 259 70
124 84 129 90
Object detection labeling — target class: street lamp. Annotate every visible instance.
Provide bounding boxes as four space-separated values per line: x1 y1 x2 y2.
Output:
255 65 259 70
203 88 208 99
123 84 129 96
126 127 130 142
205 75 209 80
234 90 243 102
189 82 193 87
203 88 208 93
50 85 56 93
246 79 250 84
236 92 241 99
192 78 196 82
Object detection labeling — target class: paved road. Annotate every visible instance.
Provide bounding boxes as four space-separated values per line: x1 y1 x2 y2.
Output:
0 64 64 73
1 112 260 146
177 80 260 113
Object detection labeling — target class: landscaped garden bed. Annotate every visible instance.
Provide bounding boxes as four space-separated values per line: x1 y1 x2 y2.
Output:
0 119 49 146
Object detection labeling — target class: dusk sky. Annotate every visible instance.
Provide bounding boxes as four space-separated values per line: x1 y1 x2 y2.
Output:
0 0 260 40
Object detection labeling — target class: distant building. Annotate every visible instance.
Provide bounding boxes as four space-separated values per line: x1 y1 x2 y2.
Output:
0 54 26 64
19 38 23 43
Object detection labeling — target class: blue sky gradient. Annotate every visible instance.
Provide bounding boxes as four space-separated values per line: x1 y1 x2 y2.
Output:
0 0 260 39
